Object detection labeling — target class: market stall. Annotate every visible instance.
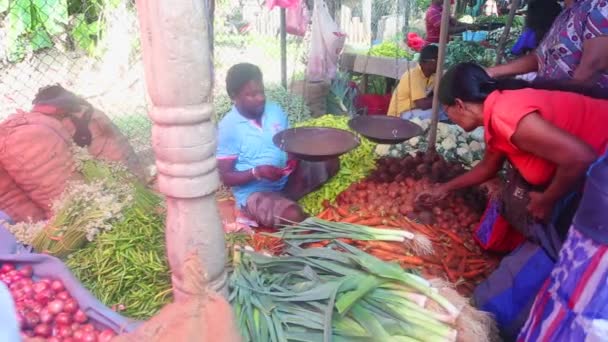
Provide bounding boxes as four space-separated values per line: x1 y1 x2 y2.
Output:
340 49 415 95
0 1 557 342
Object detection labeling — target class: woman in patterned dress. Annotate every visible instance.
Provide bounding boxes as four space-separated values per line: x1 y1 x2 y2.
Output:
488 0 608 88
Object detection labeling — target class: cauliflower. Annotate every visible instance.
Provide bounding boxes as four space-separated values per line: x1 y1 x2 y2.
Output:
469 140 482 152
470 127 485 142
437 124 451 139
375 144 391 156
441 137 457 150
414 118 431 132
409 136 420 146
457 147 472 163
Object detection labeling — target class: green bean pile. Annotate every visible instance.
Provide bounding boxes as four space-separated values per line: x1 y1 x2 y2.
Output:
66 192 171 320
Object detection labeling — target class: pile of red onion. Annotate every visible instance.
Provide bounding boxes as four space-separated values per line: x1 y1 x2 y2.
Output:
0 263 116 341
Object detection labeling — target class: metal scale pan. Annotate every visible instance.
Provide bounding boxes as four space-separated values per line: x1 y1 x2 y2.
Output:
348 115 423 145
273 127 360 162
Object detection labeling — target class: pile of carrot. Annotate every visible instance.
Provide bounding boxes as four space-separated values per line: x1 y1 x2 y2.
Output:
312 203 501 296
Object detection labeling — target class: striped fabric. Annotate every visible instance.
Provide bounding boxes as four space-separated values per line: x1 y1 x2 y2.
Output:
518 227 608 341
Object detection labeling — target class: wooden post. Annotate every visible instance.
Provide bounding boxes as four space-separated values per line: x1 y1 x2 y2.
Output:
403 0 411 34
496 0 520 64
427 0 452 152
280 8 287 88
134 0 228 298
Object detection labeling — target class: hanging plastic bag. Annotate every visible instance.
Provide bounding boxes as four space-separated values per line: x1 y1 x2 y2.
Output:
286 0 309 36
306 0 346 82
266 0 299 10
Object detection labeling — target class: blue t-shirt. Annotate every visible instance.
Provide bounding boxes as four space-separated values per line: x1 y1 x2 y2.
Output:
216 102 289 207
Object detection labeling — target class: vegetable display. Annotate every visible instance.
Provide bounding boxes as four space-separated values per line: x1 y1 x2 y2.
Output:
445 41 497 68
475 15 524 28
309 201 499 295
0 263 116 341
7 146 154 258
296 152 499 295
66 196 171 320
37 149 173 320
368 41 412 59
376 118 485 169
486 26 523 59
29 178 132 257
294 115 378 215
230 243 498 342
341 152 487 228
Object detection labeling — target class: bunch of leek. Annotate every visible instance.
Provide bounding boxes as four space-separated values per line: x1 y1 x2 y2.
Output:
230 241 497 342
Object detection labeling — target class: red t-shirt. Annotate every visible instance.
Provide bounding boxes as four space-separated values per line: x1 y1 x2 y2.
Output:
483 89 608 186
425 4 442 43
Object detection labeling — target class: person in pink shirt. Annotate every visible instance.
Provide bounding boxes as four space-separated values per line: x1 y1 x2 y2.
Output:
425 0 473 43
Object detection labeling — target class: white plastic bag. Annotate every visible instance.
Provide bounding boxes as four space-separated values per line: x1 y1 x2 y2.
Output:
306 0 346 82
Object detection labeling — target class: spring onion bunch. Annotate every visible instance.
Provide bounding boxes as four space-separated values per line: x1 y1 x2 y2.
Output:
230 241 496 342
271 217 432 255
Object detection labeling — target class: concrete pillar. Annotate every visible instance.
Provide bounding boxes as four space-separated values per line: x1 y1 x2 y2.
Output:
134 0 228 298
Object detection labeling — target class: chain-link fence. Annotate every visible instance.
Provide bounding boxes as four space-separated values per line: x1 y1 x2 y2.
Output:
0 0 479 169
0 0 153 163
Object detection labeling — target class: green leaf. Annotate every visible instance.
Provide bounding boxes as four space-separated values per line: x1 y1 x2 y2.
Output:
349 303 391 341
335 275 384 316
32 0 68 35
0 0 9 13
71 14 99 55
7 0 31 39
30 25 53 50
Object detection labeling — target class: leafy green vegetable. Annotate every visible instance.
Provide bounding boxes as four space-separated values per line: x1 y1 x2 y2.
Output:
294 115 378 215
444 41 496 68
368 41 412 60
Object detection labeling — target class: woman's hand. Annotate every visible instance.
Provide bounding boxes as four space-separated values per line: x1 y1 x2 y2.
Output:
485 67 497 78
416 185 449 206
527 191 555 222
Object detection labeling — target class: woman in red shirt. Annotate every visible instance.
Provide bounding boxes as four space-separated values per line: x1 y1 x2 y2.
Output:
433 65 608 222
426 62 608 340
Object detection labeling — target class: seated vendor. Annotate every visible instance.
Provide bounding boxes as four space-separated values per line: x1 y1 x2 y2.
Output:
387 45 447 121
0 85 144 223
216 63 339 229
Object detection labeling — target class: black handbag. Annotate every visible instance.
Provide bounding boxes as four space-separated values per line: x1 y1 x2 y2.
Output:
499 163 540 235
499 162 580 259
